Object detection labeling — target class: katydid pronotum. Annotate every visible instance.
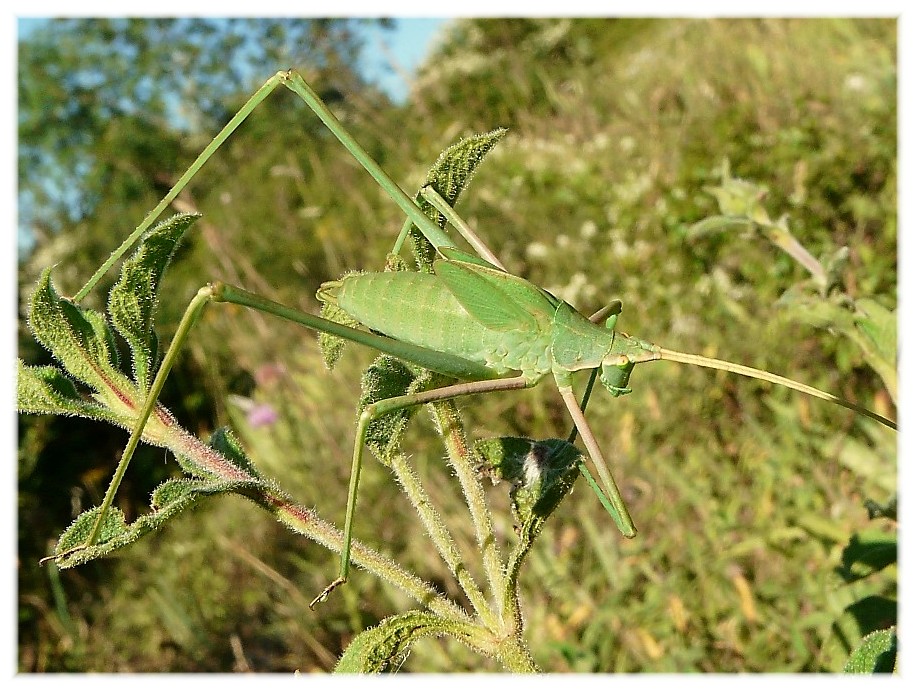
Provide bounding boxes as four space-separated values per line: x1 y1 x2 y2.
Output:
36 70 896 609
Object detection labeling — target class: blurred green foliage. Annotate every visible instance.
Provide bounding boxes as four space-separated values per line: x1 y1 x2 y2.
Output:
18 17 895 672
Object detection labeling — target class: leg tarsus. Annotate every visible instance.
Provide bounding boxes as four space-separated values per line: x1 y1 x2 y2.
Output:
310 576 347 609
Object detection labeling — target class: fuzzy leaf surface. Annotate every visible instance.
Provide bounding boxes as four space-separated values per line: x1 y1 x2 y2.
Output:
28 269 130 396
844 627 897 673
16 361 120 423
335 610 455 673
411 128 508 271
476 436 581 530
359 355 435 465
51 429 268 568
108 212 199 390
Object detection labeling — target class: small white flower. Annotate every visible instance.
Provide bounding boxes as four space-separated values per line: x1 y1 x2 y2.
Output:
526 242 550 259
844 73 868 92
580 220 598 239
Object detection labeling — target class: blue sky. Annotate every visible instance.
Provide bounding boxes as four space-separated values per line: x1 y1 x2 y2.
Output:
16 17 450 103
362 18 449 102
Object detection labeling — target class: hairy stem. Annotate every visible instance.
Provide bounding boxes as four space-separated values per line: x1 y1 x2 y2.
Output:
387 452 498 628
85 286 214 546
431 400 507 618
260 490 469 621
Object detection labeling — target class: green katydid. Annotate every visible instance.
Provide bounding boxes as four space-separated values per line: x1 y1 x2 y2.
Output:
306 238 897 605
42 70 896 610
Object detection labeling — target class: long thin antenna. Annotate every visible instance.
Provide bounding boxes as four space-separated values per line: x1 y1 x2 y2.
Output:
657 347 896 431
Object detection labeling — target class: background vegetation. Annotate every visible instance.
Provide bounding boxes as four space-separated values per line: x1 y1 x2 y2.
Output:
17 17 896 672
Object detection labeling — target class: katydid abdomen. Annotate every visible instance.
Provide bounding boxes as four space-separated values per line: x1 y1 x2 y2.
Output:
326 271 554 380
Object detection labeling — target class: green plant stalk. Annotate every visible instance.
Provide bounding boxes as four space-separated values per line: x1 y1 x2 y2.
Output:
262 493 470 622
840 329 898 404
45 559 78 643
386 452 499 629
502 523 537 639
74 73 286 302
430 400 508 619
763 225 826 284
491 633 540 673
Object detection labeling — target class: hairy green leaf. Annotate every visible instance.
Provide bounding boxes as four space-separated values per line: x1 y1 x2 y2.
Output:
823 246 851 293
844 627 897 673
316 300 363 370
27 268 137 407
384 251 409 273
776 288 897 401
16 361 119 423
411 128 508 271
854 298 897 400
315 272 368 369
687 214 753 238
52 439 268 569
52 506 133 568
777 287 856 331
108 212 199 390
359 356 433 465
207 427 264 479
476 436 580 529
704 176 770 223
477 437 583 606
334 610 454 673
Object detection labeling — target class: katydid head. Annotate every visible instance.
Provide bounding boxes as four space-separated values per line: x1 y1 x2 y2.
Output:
600 332 661 397
591 301 658 397
552 299 660 395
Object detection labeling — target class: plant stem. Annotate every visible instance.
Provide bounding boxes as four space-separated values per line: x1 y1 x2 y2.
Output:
261 490 469 622
387 452 498 628
763 225 826 284
431 400 507 616
493 633 540 673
